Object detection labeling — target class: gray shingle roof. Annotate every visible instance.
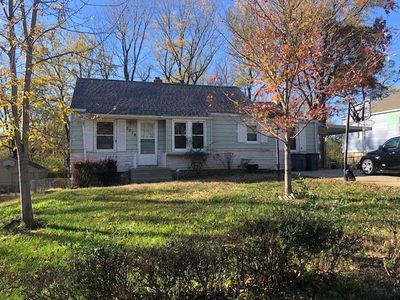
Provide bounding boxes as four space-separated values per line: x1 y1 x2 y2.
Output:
71 78 249 117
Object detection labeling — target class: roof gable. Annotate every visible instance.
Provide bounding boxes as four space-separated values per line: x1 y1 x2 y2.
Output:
71 78 249 117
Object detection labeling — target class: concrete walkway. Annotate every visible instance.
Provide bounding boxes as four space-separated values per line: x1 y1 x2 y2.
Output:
299 169 400 187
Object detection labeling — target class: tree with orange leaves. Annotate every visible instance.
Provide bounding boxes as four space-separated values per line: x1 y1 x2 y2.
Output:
228 0 392 196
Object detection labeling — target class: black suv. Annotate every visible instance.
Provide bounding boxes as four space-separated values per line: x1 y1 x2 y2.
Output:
359 137 400 175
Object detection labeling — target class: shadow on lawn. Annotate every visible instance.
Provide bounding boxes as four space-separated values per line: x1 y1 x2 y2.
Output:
32 223 202 247
45 223 175 238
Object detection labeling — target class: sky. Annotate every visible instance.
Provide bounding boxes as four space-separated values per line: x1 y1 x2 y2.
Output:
82 0 400 86
377 9 400 87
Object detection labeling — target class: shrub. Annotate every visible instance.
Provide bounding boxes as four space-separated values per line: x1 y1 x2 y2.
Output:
19 212 363 299
238 210 362 276
95 158 118 186
214 152 235 172
230 234 291 297
71 244 133 299
188 149 208 174
22 265 76 300
72 160 97 187
383 217 400 285
132 237 229 299
323 232 363 273
275 209 343 269
72 158 118 187
23 244 134 300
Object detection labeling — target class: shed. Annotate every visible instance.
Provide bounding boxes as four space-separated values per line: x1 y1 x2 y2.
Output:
0 157 47 193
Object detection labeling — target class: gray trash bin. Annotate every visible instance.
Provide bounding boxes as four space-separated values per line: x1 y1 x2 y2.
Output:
306 153 319 171
292 153 306 171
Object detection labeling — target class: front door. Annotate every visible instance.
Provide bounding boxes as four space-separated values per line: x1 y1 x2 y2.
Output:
138 121 157 166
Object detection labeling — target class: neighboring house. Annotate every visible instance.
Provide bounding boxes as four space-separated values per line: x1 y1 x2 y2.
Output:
347 91 400 164
0 157 47 193
70 78 319 180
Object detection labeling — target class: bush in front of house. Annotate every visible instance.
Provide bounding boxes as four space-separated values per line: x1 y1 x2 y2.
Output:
72 159 118 187
131 236 230 299
19 212 363 299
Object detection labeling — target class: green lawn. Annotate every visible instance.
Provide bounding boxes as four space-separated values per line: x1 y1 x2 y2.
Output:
1 174 399 297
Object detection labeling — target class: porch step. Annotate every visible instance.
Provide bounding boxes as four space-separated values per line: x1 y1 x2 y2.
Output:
130 167 173 183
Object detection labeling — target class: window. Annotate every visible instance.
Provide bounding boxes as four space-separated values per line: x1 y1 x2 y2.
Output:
383 138 399 151
174 122 187 149
290 137 297 150
246 125 258 142
192 122 204 149
173 120 206 151
96 121 114 150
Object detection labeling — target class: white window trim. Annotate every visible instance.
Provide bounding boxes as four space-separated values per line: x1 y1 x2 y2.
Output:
172 120 206 152
95 120 116 152
172 121 188 152
245 124 260 144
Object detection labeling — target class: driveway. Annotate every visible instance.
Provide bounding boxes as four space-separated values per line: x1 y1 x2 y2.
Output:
299 169 400 187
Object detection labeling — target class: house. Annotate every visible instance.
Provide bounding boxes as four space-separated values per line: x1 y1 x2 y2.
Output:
347 91 400 164
70 78 320 181
0 157 47 193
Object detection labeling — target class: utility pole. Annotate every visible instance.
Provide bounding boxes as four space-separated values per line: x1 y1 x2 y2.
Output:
276 135 280 178
343 101 351 181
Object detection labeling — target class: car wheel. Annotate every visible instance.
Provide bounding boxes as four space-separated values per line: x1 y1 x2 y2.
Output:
361 159 375 175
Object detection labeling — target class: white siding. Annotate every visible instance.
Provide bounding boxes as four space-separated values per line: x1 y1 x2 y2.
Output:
84 119 94 152
347 110 400 153
116 120 127 151
70 114 318 172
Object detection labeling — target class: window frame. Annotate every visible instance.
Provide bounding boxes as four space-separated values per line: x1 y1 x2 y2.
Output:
191 121 206 150
245 124 259 144
95 120 116 152
173 121 188 151
172 120 206 152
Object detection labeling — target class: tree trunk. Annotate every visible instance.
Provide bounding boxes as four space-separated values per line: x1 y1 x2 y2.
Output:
284 137 293 196
17 150 34 228
17 0 39 229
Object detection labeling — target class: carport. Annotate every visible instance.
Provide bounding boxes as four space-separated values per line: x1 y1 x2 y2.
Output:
318 123 372 169
318 124 372 136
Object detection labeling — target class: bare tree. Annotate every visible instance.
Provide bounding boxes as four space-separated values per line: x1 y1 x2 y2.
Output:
155 0 220 84
107 0 152 81
94 42 115 80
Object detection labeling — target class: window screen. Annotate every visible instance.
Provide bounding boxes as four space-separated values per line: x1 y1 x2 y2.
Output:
246 125 257 142
174 122 187 149
97 122 114 150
